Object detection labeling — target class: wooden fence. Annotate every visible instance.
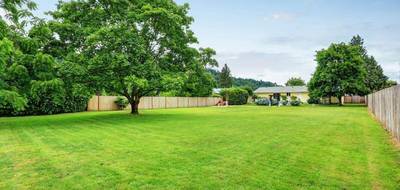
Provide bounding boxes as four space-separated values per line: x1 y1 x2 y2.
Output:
320 96 365 104
344 96 366 104
367 85 400 142
87 96 222 111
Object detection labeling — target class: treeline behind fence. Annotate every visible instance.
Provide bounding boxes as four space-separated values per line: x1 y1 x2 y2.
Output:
367 85 400 142
88 96 222 111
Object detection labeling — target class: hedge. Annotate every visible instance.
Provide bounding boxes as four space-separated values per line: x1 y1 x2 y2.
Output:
220 88 249 105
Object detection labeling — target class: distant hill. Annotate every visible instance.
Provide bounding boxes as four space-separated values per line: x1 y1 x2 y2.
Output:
208 69 278 90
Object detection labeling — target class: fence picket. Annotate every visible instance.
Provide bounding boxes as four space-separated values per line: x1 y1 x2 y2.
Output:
367 85 400 142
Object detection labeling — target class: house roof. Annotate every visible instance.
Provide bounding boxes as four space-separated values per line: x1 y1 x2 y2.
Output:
255 86 308 93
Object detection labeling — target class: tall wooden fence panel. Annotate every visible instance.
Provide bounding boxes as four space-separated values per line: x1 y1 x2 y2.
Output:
344 96 366 104
88 96 221 111
367 85 400 142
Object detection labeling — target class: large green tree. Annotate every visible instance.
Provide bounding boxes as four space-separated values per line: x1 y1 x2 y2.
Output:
308 43 367 105
220 64 233 88
50 0 207 114
285 77 305 86
0 0 92 116
350 35 388 93
178 48 218 97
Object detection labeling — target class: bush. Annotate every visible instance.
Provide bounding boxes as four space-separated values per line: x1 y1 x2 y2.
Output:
114 97 129 110
29 79 66 115
290 100 301 106
0 90 27 116
255 98 270 106
290 96 298 101
62 84 92 113
280 100 289 106
281 95 288 101
271 98 279 106
220 88 249 105
307 96 320 104
242 86 254 96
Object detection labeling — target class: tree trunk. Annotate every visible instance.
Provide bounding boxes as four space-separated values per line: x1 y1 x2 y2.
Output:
328 95 332 104
130 100 140 115
129 100 139 115
338 96 343 106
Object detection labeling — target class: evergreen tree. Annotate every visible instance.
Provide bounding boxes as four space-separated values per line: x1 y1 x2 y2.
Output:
350 35 388 93
220 64 233 88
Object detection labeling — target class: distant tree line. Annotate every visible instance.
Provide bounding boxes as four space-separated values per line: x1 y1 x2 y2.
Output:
208 67 278 90
285 77 306 86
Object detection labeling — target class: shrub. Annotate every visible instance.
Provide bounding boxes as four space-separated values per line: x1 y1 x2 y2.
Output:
255 98 270 106
220 88 249 105
62 84 92 113
307 96 320 104
281 95 288 101
290 100 301 106
280 100 289 106
0 90 27 116
114 97 129 110
242 86 254 96
271 98 279 106
290 96 298 101
29 79 66 115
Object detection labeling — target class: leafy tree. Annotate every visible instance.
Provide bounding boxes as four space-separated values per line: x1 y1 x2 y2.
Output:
220 64 233 88
0 38 28 115
50 0 204 114
242 86 253 96
308 43 367 105
0 0 37 33
285 77 305 86
0 1 92 116
177 47 218 97
350 35 388 93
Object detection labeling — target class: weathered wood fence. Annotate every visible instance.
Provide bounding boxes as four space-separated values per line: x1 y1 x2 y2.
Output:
344 96 365 104
367 85 400 142
321 95 366 104
88 96 222 111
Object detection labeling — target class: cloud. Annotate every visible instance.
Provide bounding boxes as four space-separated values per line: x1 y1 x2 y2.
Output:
265 12 298 22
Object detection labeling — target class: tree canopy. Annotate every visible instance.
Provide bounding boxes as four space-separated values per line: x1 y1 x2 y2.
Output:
308 42 367 105
49 0 217 114
308 35 394 105
350 35 389 93
285 77 306 86
0 0 92 116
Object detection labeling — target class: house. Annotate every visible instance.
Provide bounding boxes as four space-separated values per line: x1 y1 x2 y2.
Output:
254 86 309 102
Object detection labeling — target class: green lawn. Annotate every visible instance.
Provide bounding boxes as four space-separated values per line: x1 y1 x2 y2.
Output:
0 106 399 189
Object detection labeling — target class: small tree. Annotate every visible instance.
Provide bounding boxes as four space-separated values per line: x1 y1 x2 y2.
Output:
220 64 233 88
285 77 306 86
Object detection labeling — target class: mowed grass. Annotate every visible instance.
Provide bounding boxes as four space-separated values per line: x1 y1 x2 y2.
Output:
0 106 399 189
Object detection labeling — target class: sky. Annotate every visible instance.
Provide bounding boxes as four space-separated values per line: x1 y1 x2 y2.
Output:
18 0 400 84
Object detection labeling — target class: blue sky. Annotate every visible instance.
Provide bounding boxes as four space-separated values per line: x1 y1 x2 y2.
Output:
30 0 400 84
